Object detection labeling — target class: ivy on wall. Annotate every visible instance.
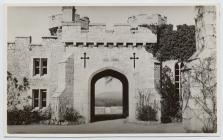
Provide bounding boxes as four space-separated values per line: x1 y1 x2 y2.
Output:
142 24 196 62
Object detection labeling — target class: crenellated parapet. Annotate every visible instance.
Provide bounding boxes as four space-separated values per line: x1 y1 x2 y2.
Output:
48 6 167 45
127 14 167 27
61 21 157 45
64 41 155 48
7 36 58 51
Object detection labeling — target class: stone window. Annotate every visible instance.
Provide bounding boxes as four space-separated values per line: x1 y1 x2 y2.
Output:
33 89 39 108
175 62 184 94
32 89 47 108
33 58 47 76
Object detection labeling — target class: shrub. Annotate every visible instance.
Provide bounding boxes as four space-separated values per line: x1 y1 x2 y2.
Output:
190 56 217 133
161 115 172 123
7 108 19 125
38 105 52 120
63 107 84 123
7 105 52 125
160 66 182 123
7 105 34 125
136 90 158 121
137 104 157 121
7 72 30 111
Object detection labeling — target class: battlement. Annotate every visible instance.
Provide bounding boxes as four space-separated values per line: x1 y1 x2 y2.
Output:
7 35 59 50
49 14 63 28
64 42 155 48
61 21 157 44
8 7 170 50
49 7 167 39
127 13 167 27
49 7 90 35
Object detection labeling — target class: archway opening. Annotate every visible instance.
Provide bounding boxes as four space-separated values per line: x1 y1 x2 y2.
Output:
90 69 129 122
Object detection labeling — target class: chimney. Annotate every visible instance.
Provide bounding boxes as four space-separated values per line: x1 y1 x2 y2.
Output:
62 6 76 22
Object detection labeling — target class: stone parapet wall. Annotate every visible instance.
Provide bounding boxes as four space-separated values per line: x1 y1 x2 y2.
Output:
62 22 156 44
49 14 63 28
127 14 167 27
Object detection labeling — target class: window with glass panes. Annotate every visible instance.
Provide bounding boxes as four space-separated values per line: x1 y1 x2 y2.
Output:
33 89 39 108
32 89 47 108
33 58 47 76
175 62 184 95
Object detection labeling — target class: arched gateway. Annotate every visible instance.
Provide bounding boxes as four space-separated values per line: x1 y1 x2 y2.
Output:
90 69 129 122
45 6 162 123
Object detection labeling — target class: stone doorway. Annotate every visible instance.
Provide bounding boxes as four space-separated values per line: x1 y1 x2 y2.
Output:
90 69 129 122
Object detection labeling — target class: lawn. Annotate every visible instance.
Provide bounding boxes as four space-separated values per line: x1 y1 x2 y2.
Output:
7 119 187 134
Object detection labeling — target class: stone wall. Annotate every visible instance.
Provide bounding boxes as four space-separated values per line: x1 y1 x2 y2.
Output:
194 6 216 58
182 6 217 132
127 14 167 27
61 22 157 44
7 36 65 109
59 45 161 123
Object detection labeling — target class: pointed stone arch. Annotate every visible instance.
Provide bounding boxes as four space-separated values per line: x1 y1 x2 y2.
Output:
90 69 129 122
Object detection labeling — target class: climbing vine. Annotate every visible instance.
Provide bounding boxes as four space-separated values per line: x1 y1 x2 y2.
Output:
141 24 196 62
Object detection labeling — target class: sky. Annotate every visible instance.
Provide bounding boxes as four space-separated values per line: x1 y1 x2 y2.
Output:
95 77 122 96
7 6 196 43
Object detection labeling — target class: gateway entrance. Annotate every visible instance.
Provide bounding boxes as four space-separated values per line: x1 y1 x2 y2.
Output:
90 69 129 122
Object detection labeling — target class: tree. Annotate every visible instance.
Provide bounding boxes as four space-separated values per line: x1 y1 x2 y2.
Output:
160 66 182 123
187 55 217 132
7 71 31 111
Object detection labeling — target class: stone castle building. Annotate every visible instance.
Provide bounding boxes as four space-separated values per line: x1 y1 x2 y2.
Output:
8 7 167 123
7 6 217 131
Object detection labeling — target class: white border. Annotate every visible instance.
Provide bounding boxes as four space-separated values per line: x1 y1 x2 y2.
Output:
1 0 222 138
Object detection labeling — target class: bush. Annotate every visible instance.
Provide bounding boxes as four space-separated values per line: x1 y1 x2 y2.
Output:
7 105 33 125
136 90 158 121
7 72 30 111
38 105 52 120
137 105 157 121
160 66 182 123
161 116 172 123
7 105 52 125
63 107 84 123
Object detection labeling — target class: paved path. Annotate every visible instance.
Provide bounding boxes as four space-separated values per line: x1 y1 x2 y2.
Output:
8 119 186 134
